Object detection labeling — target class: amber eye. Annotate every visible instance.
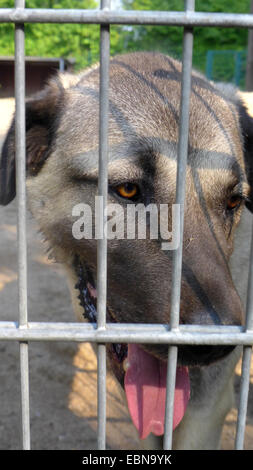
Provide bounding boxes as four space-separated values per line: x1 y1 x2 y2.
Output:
115 183 139 200
226 195 242 211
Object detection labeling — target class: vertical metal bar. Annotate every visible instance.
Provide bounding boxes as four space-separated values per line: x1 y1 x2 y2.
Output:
59 58 65 72
244 223 253 333
97 342 107 450
164 346 178 448
235 347 252 449
235 218 253 449
15 0 30 450
163 0 194 450
97 0 110 451
169 0 195 330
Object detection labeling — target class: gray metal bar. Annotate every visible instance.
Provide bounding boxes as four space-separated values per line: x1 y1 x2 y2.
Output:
19 342 30 450
0 322 252 344
59 58 65 72
169 0 194 330
97 341 107 450
15 0 30 451
245 219 253 333
235 218 253 449
0 322 247 334
235 346 252 449
15 1 27 328
163 0 194 451
1 9 253 28
97 0 110 332
96 0 111 450
163 346 178 449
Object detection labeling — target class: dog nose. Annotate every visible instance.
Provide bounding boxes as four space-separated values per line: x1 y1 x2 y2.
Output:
178 344 235 366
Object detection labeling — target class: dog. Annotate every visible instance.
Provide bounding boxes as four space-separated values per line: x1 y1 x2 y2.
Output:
1 52 253 449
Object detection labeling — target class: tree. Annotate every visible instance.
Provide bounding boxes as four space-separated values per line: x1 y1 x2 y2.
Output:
122 0 250 74
0 0 124 70
0 0 251 76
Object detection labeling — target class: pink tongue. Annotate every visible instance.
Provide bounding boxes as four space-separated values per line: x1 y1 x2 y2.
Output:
124 344 190 440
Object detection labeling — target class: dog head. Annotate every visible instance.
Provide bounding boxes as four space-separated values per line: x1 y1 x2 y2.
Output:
1 52 251 438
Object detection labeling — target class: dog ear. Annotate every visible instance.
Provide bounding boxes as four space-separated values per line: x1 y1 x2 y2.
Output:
237 94 253 213
0 76 64 206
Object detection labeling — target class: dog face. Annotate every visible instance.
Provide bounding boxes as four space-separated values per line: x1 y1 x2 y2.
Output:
1 52 252 440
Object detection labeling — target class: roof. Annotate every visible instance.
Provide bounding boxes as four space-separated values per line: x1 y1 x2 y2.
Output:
0 56 75 65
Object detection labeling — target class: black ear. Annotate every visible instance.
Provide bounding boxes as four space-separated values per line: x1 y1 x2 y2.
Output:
238 99 253 213
0 76 64 206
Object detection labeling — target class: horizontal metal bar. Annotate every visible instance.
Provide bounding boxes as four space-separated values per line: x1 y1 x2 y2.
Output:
0 322 252 345
0 322 246 333
0 9 253 28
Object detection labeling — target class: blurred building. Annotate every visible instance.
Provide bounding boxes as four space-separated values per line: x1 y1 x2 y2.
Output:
0 56 75 97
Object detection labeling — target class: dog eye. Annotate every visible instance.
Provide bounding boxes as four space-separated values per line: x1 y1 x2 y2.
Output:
114 183 140 200
226 195 242 212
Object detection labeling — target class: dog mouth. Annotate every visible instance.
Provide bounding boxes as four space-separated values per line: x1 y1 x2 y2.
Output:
74 258 190 439
74 260 128 363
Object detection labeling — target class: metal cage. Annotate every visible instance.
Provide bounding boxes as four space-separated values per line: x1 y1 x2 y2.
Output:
0 0 252 450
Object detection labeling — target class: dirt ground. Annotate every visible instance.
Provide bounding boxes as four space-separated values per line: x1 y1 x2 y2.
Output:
0 98 252 450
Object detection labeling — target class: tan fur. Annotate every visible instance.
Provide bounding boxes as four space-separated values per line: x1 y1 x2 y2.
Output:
1 52 252 449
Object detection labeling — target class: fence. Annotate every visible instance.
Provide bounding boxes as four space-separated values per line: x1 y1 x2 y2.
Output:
0 0 253 451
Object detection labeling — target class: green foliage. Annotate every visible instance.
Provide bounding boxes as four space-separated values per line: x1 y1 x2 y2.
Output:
0 0 124 69
122 0 250 73
0 0 251 74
